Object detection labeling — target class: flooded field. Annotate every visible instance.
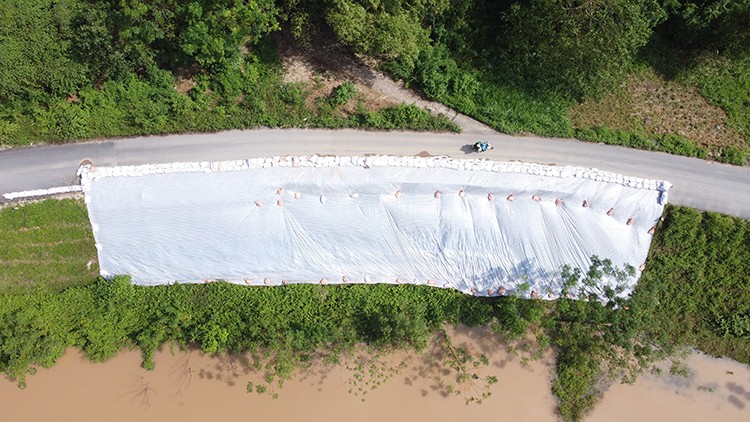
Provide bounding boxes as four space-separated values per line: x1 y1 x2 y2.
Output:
590 351 750 421
1 327 748 421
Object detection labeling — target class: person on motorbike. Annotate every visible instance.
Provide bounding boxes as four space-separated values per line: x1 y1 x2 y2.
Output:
474 141 493 152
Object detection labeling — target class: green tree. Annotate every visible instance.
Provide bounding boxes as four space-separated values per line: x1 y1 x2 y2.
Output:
0 0 89 103
660 0 750 54
70 4 132 83
498 0 666 97
550 257 653 421
93 0 280 74
178 0 281 72
325 0 449 77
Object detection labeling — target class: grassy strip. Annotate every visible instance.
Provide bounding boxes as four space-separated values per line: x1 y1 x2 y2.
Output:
0 199 98 291
574 127 710 159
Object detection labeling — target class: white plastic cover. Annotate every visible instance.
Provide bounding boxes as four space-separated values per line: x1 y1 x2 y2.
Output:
3 185 82 200
81 155 668 299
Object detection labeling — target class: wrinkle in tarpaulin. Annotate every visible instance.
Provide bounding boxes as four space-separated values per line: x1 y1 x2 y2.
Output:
81 156 669 300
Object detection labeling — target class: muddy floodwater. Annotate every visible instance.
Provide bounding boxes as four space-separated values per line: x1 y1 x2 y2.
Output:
590 352 750 422
1 327 748 422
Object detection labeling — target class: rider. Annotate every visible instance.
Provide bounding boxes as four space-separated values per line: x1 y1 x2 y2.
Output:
475 141 492 152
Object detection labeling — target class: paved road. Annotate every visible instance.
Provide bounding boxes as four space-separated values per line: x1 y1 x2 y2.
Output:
1 128 749 218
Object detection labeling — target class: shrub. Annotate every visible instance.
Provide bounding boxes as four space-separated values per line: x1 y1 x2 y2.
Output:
659 134 708 158
718 315 750 339
36 101 91 142
329 82 358 107
718 146 750 165
351 104 460 132
414 45 459 99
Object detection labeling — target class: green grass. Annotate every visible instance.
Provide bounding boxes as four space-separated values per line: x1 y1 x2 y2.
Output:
635 205 750 364
0 199 99 291
682 54 750 144
574 127 709 159
437 73 574 137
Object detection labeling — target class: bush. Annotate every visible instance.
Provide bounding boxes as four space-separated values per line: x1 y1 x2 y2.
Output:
210 67 245 103
36 101 91 141
659 134 708 158
553 352 601 422
574 127 709 159
718 315 750 339
414 45 460 100
718 146 750 165
352 104 460 132
329 82 358 107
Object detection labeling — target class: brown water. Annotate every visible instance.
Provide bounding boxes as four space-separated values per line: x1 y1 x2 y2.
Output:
590 352 750 422
1 328 748 422
0 327 557 422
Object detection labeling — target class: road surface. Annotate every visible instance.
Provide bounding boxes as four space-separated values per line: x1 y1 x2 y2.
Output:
1 129 749 218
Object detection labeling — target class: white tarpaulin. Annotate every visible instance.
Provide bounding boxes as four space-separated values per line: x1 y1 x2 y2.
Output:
80 155 669 299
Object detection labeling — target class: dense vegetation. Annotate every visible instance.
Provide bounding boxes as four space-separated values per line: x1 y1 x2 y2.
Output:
0 0 458 146
285 0 750 162
1 0 748 162
636 206 750 364
1 200 749 421
545 205 750 420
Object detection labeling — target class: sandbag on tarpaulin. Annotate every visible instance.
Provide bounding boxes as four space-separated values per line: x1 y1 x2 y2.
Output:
80 155 669 299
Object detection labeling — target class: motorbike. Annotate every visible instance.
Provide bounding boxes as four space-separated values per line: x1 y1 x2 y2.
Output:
474 141 494 153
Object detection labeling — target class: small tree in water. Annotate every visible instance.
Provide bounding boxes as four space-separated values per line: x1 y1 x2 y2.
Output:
550 257 658 422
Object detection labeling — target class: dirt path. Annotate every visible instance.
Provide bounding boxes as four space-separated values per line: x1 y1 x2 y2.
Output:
276 30 495 134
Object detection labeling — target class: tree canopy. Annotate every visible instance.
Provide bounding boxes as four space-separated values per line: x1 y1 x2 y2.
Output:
660 0 750 54
497 0 666 97
0 0 89 102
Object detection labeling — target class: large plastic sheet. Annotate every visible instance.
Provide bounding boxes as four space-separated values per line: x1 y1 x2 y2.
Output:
81 156 669 299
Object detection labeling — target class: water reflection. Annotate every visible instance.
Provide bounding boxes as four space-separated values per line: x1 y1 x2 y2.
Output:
1 329 748 422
